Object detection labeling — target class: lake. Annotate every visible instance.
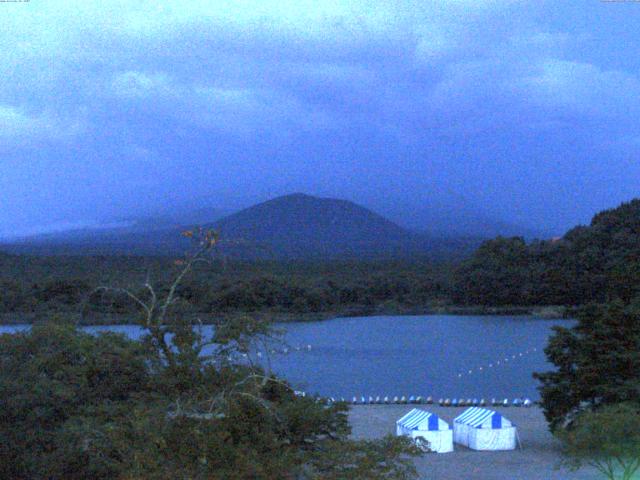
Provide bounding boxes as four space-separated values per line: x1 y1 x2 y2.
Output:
0 315 568 400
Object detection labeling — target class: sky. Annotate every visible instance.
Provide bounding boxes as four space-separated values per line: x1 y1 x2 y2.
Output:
1 0 639 239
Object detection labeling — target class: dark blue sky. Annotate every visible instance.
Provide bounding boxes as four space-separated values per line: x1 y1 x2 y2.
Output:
1 1 639 238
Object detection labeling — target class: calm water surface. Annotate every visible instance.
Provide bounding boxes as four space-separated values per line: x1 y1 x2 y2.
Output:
0 315 569 399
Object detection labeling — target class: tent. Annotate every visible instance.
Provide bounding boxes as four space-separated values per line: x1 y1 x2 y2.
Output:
453 407 517 451
396 408 453 453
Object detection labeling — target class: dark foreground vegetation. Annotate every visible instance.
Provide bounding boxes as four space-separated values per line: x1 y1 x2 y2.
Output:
535 301 640 480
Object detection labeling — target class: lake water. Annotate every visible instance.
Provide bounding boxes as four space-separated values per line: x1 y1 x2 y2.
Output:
0 315 569 400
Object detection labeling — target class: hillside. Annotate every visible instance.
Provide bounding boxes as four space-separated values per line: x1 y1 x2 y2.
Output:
210 193 427 258
451 198 640 306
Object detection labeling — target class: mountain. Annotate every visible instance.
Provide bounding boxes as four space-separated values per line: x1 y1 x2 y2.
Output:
209 193 429 258
2 193 482 259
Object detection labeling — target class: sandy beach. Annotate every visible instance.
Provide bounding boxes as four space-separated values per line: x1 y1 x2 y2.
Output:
348 405 600 480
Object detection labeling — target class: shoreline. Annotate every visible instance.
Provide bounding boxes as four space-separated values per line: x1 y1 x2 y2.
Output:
0 305 569 326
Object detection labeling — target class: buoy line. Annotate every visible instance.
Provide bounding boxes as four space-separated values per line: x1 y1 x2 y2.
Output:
455 347 539 379
291 392 535 408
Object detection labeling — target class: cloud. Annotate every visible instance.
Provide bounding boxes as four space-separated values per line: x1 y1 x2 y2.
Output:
518 59 640 116
0 105 86 147
108 69 341 135
111 71 175 99
0 220 134 241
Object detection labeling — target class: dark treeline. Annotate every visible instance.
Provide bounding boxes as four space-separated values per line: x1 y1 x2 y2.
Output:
452 199 640 306
0 255 455 323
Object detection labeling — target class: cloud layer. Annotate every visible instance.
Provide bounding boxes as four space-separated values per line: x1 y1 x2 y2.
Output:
1 0 639 237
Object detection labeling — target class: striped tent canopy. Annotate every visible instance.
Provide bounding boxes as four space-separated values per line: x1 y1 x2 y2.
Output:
454 407 512 429
397 408 450 432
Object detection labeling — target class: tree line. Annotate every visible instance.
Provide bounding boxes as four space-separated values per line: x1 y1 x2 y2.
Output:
452 199 640 307
0 255 454 323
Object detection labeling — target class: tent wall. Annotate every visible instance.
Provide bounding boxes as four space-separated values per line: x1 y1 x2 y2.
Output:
468 427 516 451
411 429 454 453
454 423 517 451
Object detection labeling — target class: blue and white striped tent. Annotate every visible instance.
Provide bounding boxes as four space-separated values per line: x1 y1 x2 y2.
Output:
396 409 453 453
453 407 516 451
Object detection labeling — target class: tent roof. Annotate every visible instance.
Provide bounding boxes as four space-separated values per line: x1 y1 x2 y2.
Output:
397 408 448 431
454 407 512 428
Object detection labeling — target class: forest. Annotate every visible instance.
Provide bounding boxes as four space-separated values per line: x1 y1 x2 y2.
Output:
452 199 640 306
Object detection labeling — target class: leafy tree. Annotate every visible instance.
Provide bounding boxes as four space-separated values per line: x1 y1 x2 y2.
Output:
452 237 530 305
0 319 151 479
559 403 640 480
452 199 640 307
534 301 640 431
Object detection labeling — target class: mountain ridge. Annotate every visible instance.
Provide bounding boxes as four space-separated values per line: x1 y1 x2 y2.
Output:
1 193 483 259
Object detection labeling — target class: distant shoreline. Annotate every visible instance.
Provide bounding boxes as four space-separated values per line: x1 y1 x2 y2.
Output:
0 305 569 326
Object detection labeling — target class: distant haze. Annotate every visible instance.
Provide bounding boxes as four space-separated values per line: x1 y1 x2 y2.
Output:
1 1 639 240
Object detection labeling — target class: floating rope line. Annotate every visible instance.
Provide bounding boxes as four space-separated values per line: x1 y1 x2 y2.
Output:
455 347 539 378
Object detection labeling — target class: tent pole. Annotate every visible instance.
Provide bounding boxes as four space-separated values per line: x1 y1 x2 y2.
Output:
516 429 523 450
